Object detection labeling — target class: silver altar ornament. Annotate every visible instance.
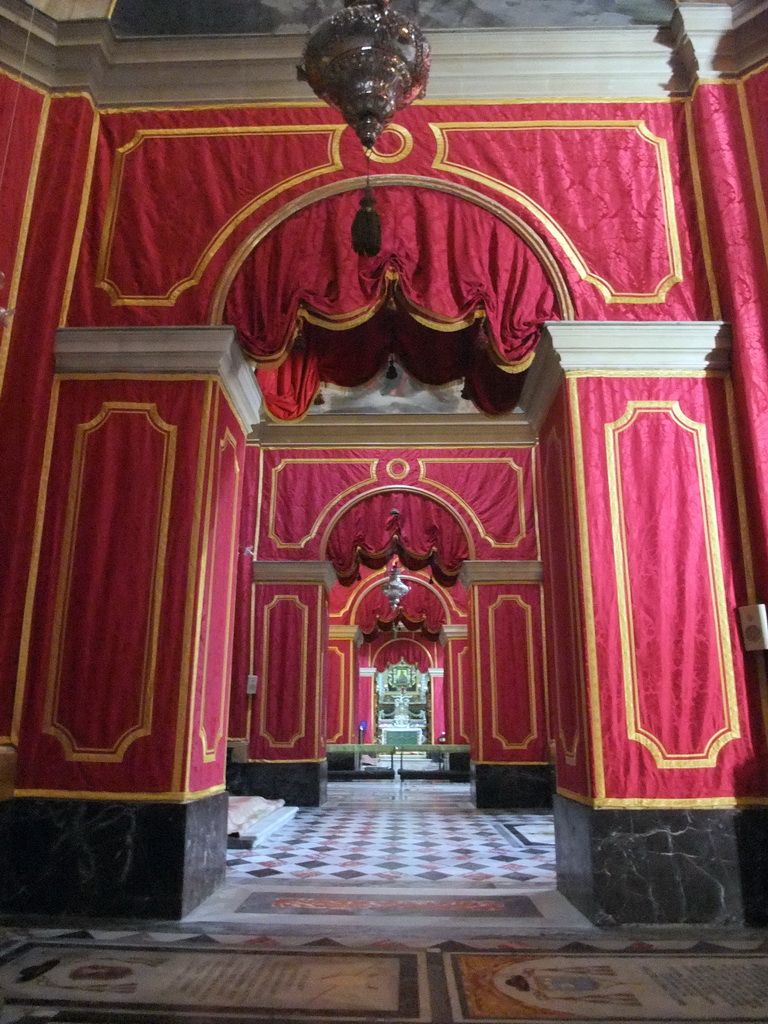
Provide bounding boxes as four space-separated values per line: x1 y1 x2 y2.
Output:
381 562 411 610
297 0 430 150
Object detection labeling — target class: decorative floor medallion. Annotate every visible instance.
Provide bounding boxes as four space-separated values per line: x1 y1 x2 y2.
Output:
446 951 768 1021
0 942 428 1022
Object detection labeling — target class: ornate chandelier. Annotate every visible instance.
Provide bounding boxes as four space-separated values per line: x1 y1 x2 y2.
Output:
381 562 411 611
297 0 430 255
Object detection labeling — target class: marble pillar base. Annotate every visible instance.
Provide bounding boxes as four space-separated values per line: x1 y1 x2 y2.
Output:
226 760 327 807
554 794 768 925
0 792 227 919
471 763 554 809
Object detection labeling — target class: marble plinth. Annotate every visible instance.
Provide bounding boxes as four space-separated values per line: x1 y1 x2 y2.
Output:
0 793 227 919
226 760 328 807
554 794 768 925
471 763 554 809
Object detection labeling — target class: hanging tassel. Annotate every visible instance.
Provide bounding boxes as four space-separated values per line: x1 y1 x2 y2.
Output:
351 186 381 257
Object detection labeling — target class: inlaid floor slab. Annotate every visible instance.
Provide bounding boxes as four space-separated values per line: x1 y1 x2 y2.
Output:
224 781 556 889
3 934 768 1024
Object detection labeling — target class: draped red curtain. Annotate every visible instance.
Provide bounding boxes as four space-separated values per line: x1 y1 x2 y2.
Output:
256 306 528 419
357 583 445 641
373 638 432 674
225 187 559 419
326 491 469 585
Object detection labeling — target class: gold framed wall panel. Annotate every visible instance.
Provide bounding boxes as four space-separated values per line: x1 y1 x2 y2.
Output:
43 402 177 761
97 124 346 306
268 457 378 549
487 593 538 752
258 594 309 748
540 429 582 767
416 457 528 549
199 428 241 763
430 120 683 304
605 400 740 768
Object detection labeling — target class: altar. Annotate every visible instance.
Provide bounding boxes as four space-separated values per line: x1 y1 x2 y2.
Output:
376 660 429 744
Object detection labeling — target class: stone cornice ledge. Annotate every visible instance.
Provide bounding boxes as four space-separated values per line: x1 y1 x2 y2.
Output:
522 320 731 435
460 561 543 586
329 625 363 645
0 3 687 103
440 625 469 642
55 326 262 432
673 1 768 80
253 413 534 448
252 560 338 592
6 2 768 101
547 320 731 371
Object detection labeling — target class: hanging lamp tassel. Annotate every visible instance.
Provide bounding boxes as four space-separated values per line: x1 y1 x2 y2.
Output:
352 186 381 257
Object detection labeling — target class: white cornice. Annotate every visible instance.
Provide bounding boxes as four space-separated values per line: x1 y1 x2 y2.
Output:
545 320 732 371
253 413 534 448
4 2 768 104
252 559 338 591
459 561 544 586
0 4 684 104
523 320 731 436
440 625 468 642
55 326 263 432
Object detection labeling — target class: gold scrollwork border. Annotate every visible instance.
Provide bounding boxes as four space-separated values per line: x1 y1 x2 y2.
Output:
430 120 683 304
488 593 537 752
368 124 413 164
374 636 435 671
605 400 740 768
456 643 470 745
540 431 581 767
268 457 379 549
326 644 348 744
568 378 603 797
43 402 177 761
259 594 309 747
319 484 477 563
347 572 457 626
335 564 465 622
386 458 410 480
200 428 241 763
209 174 575 325
97 125 346 306
417 457 528 549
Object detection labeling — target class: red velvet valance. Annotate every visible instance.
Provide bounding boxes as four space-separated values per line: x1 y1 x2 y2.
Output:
225 187 559 418
357 582 445 641
373 638 432 674
256 305 529 419
326 491 469 586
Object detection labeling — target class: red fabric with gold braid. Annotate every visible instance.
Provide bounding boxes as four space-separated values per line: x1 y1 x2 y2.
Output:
470 583 549 764
371 637 434 674
15 378 245 798
568 374 768 803
327 492 469 585
0 90 95 743
357 578 445 641
258 448 538 564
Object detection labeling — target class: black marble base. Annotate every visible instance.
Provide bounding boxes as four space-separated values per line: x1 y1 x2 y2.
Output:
554 794 768 926
0 792 227 920
226 760 327 807
471 763 554 809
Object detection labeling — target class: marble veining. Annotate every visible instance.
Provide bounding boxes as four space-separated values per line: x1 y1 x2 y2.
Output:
554 796 768 927
0 794 227 919
111 0 676 38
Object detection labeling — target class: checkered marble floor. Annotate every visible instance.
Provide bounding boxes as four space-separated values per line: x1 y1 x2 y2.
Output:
225 780 556 889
